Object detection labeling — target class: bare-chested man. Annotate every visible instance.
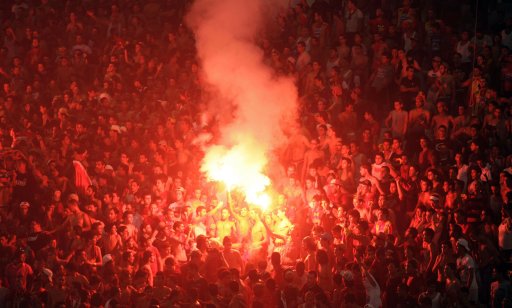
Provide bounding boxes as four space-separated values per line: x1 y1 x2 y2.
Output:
284 126 310 171
216 208 236 243
431 101 454 135
222 236 244 274
51 199 92 236
227 201 251 245
248 208 268 262
302 139 325 182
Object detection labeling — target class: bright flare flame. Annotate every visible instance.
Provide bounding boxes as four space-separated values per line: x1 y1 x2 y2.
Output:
189 0 296 214
201 141 272 211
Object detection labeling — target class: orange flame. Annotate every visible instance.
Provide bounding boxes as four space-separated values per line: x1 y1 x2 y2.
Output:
201 141 272 211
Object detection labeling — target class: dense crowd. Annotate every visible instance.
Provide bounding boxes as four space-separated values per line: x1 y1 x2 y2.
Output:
0 0 512 307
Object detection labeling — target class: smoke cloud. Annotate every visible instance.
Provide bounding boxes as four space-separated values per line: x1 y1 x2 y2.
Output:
187 0 297 199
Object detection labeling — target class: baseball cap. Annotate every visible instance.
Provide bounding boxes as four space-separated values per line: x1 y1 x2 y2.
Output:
457 238 470 251
102 254 113 266
429 193 440 202
41 268 53 282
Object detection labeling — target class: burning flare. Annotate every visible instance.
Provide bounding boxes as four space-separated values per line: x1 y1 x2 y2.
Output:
188 0 296 212
201 140 272 211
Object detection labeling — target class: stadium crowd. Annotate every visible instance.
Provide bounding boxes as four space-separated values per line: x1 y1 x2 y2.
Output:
0 0 512 307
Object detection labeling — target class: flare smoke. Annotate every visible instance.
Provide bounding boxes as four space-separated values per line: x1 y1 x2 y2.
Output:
187 0 297 201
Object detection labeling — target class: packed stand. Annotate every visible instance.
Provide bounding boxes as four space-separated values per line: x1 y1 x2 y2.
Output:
0 0 512 307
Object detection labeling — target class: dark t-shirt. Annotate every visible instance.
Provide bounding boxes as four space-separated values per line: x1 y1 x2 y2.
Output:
12 170 37 205
430 33 442 55
26 232 52 252
433 138 453 166
359 140 375 159
400 76 419 107
403 179 420 212
372 63 394 90
400 76 419 89
385 275 402 307
280 285 300 308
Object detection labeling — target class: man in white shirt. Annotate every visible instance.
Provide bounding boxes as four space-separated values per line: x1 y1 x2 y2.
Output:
295 41 311 74
501 18 512 50
345 0 363 35
456 238 479 304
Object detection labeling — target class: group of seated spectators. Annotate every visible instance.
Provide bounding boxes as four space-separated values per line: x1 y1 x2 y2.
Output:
0 0 512 307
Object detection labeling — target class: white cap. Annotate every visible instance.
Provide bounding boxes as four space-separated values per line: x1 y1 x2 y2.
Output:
102 254 113 266
457 238 470 251
41 267 53 282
